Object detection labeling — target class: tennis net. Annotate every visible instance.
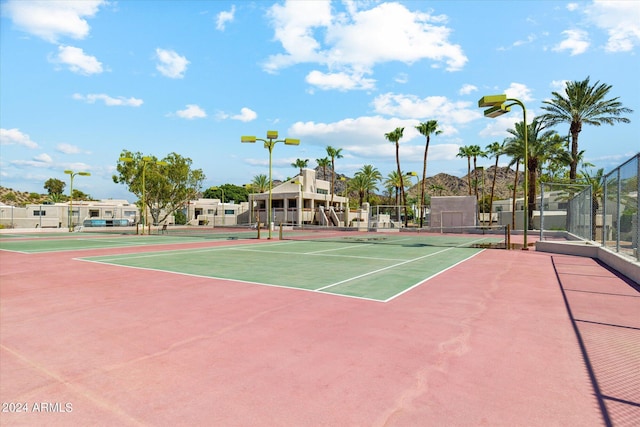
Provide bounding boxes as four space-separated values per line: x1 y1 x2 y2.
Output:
279 224 510 249
78 224 259 240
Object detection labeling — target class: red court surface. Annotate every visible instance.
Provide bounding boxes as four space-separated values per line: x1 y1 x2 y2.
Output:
1 240 638 426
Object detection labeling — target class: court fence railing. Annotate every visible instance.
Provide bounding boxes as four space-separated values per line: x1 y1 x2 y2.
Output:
603 153 639 262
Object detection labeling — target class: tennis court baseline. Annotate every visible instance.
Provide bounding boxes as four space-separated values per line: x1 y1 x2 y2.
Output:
79 237 494 302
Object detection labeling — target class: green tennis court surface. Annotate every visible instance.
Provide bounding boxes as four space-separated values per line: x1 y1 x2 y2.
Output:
0 231 257 253
80 238 494 302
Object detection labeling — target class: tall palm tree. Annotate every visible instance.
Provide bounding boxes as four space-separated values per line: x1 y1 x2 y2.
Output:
540 76 633 180
385 127 408 226
457 146 474 195
468 144 485 201
291 158 309 176
354 164 382 203
415 120 441 227
325 146 343 204
505 119 562 228
316 157 331 181
503 139 523 229
485 141 505 224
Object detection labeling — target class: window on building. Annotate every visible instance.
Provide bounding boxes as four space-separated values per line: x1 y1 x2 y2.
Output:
317 189 328 195
33 210 46 216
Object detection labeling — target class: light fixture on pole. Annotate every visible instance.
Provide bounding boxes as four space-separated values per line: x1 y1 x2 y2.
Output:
211 186 225 226
119 156 167 235
241 131 300 239
64 170 91 232
478 94 528 249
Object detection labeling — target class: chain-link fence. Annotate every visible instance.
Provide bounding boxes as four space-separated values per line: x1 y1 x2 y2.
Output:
540 183 592 241
603 153 639 261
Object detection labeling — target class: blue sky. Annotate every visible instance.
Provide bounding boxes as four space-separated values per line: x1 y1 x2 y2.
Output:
1 0 638 201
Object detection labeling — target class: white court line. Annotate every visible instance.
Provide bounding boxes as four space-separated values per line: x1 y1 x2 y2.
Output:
316 235 494 292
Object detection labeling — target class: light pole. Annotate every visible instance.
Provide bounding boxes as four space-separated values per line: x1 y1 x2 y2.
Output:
478 94 528 249
64 170 91 232
241 131 300 239
119 156 167 235
211 186 225 226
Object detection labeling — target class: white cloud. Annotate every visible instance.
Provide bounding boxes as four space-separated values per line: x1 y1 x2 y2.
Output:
11 153 53 168
72 93 143 107
459 84 477 95
232 107 257 122
0 128 39 149
504 82 535 103
305 70 375 91
585 0 640 52
175 104 207 119
216 5 236 31
264 1 467 88
553 29 590 55
2 0 106 43
50 45 103 75
394 73 409 84
372 93 481 130
56 143 89 154
155 48 189 79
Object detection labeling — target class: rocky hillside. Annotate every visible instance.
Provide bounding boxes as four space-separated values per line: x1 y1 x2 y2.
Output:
0 187 49 207
411 166 523 200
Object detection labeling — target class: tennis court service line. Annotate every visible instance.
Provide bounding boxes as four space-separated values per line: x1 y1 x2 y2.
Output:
315 246 457 292
315 234 495 294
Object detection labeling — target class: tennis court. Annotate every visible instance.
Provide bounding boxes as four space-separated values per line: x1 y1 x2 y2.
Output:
80 237 497 302
1 225 637 426
0 229 258 253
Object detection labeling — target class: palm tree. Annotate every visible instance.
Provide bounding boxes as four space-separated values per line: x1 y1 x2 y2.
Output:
457 146 474 195
385 127 408 226
415 120 441 227
316 157 331 181
468 144 485 201
485 141 505 224
291 158 309 176
325 146 344 205
540 76 633 180
505 119 563 228
251 174 270 193
354 164 382 203
384 170 403 206
429 183 445 196
503 138 523 229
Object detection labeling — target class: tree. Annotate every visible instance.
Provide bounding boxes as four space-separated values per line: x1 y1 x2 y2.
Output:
44 178 66 195
468 144 485 201
384 170 403 206
485 141 505 224
113 150 205 225
203 184 248 203
353 165 382 204
540 76 633 180
429 183 444 196
457 146 474 195
385 127 408 226
291 158 309 176
415 120 441 227
349 174 369 207
316 157 331 181
249 174 270 193
505 119 563 228
325 146 343 204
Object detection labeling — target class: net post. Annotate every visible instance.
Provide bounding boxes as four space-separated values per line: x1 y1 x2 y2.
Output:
279 223 283 240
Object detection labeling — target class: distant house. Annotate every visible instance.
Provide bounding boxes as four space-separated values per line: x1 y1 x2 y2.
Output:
248 168 349 227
